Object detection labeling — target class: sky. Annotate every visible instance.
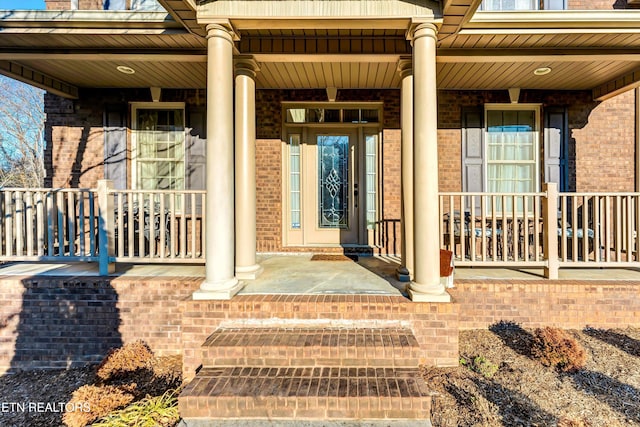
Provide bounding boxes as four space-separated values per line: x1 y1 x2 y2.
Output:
0 0 45 9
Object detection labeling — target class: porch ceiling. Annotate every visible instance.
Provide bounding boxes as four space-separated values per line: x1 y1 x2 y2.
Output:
1 9 640 97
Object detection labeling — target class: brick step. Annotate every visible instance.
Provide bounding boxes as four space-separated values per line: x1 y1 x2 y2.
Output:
178 366 432 421
201 327 422 368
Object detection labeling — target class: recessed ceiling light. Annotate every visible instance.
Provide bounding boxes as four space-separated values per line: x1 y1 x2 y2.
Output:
116 65 136 75
533 67 552 76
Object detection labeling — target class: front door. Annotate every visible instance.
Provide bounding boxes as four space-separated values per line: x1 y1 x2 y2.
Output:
303 130 359 245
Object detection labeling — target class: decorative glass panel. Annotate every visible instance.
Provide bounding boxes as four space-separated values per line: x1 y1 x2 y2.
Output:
365 134 378 229
289 135 301 229
318 135 349 228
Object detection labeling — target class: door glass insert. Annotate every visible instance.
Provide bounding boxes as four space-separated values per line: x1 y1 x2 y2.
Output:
318 135 349 228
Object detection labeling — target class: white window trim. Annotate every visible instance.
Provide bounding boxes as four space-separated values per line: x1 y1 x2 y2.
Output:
130 102 186 191
484 103 541 193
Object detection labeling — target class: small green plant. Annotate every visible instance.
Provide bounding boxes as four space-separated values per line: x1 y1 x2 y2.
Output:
460 355 499 378
91 389 180 427
531 327 587 373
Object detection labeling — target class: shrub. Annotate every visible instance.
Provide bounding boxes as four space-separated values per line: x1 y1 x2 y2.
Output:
92 389 180 427
531 327 587 372
62 384 135 427
96 340 154 382
460 355 499 378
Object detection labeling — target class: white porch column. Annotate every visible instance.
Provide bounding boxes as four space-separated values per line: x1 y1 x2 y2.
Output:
234 56 263 279
409 23 450 302
194 24 242 300
397 58 414 282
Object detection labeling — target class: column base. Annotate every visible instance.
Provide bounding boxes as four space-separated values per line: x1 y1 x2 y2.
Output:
396 266 411 283
236 264 264 280
408 281 451 302
193 277 243 300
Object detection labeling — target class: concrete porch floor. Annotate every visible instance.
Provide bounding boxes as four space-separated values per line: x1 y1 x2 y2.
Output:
2 254 640 295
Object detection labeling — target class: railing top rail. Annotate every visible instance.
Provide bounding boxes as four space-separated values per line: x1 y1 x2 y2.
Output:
438 192 545 197
107 189 207 195
559 192 640 197
0 187 96 192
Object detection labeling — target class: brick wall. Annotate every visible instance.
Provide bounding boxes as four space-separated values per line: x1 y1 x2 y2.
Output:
450 280 640 330
0 275 199 373
2 275 639 374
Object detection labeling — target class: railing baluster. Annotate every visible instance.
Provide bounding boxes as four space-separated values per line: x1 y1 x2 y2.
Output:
67 191 76 256
36 191 44 257
89 191 96 257
626 195 633 262
117 192 124 258
15 191 24 257
201 192 206 258
170 192 176 259
470 195 476 261
605 196 611 263
594 195 601 262
460 195 466 261
127 192 134 258
24 191 34 257
78 191 85 256
57 191 65 256
5 192 13 256
491 195 497 261
138 192 145 258
523 195 529 262
180 193 186 259
191 193 197 258
615 195 622 262
636 195 640 262
47 192 54 256
159 193 166 259
582 195 589 263
481 195 487 262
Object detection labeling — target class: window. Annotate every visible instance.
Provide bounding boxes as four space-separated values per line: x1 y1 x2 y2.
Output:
132 103 185 191
480 0 539 10
485 106 539 194
479 0 566 10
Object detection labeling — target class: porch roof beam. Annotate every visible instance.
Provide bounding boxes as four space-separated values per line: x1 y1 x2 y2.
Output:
252 53 400 63
206 18 428 32
593 68 640 101
0 52 207 62
439 0 482 35
466 10 640 30
0 10 179 29
438 49 640 63
0 61 78 99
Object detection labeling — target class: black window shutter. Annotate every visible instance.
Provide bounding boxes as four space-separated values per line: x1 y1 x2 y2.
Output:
543 107 568 191
461 107 485 193
104 106 127 190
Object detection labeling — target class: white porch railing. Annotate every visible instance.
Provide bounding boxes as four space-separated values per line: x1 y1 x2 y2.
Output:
0 188 99 262
440 185 640 276
0 182 206 273
109 189 206 263
3 181 640 277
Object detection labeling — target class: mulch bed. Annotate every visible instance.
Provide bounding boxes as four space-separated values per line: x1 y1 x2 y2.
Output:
0 328 638 426
424 326 640 427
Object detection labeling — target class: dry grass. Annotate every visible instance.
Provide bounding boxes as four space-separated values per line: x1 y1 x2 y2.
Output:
62 384 135 427
96 340 154 382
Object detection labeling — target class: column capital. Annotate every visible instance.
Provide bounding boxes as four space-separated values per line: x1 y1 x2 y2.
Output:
206 21 240 43
234 55 260 78
406 22 438 43
397 56 413 79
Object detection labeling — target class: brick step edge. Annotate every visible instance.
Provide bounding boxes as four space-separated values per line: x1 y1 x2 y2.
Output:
201 327 421 367
178 395 431 420
179 367 432 420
